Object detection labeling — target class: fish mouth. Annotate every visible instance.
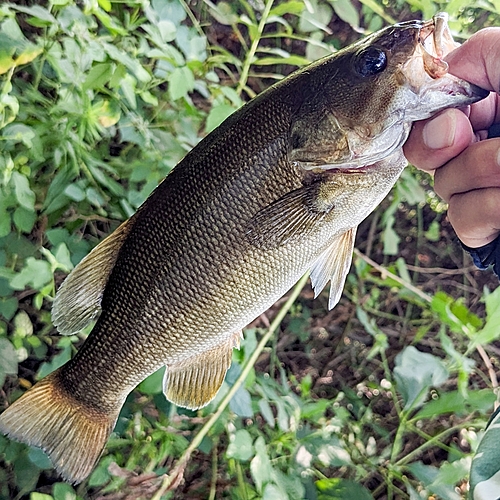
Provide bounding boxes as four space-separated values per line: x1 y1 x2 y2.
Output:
404 13 487 100
418 13 457 79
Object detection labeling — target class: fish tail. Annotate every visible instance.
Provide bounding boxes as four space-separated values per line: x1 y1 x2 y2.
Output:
0 368 118 484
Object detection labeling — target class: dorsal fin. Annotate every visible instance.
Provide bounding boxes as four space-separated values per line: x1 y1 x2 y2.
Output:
163 332 241 410
52 217 135 335
310 227 356 310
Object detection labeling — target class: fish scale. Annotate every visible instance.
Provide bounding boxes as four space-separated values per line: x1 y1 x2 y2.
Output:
0 14 489 483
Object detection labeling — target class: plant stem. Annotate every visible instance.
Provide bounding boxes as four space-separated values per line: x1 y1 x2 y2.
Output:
151 273 309 499
236 0 275 96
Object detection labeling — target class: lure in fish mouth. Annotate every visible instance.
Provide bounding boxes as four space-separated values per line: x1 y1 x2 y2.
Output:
0 14 489 485
292 12 488 171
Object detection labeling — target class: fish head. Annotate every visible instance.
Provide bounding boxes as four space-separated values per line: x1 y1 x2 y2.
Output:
290 13 489 170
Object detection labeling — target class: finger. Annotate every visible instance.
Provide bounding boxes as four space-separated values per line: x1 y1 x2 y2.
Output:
433 138 500 202
403 108 475 172
446 28 500 93
447 188 500 247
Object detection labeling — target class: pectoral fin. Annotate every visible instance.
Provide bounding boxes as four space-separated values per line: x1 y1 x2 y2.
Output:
52 216 135 335
163 332 241 410
247 182 338 249
310 227 356 310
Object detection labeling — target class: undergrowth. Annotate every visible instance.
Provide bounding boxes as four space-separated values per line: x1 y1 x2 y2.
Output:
1 1 500 499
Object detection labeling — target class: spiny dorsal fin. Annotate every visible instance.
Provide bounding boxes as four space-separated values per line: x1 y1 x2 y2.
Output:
163 332 241 410
246 184 332 249
52 217 135 335
310 227 356 310
0 367 120 484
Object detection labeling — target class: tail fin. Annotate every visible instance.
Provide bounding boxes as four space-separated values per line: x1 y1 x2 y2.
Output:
0 368 118 484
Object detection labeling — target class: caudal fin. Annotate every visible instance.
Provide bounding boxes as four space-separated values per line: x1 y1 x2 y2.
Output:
0 368 119 483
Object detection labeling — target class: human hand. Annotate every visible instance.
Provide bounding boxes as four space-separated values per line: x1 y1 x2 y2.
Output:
403 27 500 273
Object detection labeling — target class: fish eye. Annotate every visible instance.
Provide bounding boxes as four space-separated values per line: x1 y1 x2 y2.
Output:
353 47 387 77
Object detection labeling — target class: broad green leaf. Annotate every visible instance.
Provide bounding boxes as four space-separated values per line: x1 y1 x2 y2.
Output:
270 1 305 16
0 337 17 386
36 344 72 379
13 206 36 233
472 286 500 346
382 214 400 255
0 296 18 320
12 172 35 211
408 461 461 500
414 389 495 420
138 367 165 395
229 386 253 417
258 398 275 428
12 5 57 24
316 478 373 500
168 66 195 101
53 482 77 500
29 494 53 500
9 258 52 291
226 429 253 461
15 46 42 66
251 436 272 492
299 0 333 33
393 346 449 410
3 123 36 147
263 483 287 500
205 104 235 133
82 62 113 90
330 0 359 28
470 406 500 500
27 447 52 470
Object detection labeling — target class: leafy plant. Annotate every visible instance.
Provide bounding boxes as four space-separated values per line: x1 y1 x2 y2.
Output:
1 1 500 499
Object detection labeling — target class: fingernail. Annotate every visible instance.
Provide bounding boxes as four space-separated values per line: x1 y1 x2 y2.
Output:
423 109 456 149
496 147 500 167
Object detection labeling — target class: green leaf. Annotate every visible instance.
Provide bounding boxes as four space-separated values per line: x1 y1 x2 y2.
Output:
168 66 195 101
270 1 305 16
299 0 333 33
137 367 165 395
29 494 53 500
251 436 272 492
226 429 253 461
263 483 288 500
316 478 374 500
470 406 500 499
13 5 57 24
13 206 36 233
229 387 253 417
36 344 72 379
82 62 113 90
0 337 17 386
12 172 35 211
0 296 18 320
9 258 52 291
330 0 359 28
205 103 235 133
472 286 500 346
53 482 77 500
27 447 52 470
258 398 275 428
393 346 449 410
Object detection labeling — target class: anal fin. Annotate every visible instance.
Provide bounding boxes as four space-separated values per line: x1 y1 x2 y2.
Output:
164 332 241 410
310 227 356 310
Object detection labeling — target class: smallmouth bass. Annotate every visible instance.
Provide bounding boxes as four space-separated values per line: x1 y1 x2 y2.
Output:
0 14 488 483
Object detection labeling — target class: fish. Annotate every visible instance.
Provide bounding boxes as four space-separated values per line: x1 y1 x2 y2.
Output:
0 13 488 484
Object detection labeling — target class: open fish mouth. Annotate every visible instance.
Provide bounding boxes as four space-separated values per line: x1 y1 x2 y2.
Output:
403 12 485 101
419 13 457 79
